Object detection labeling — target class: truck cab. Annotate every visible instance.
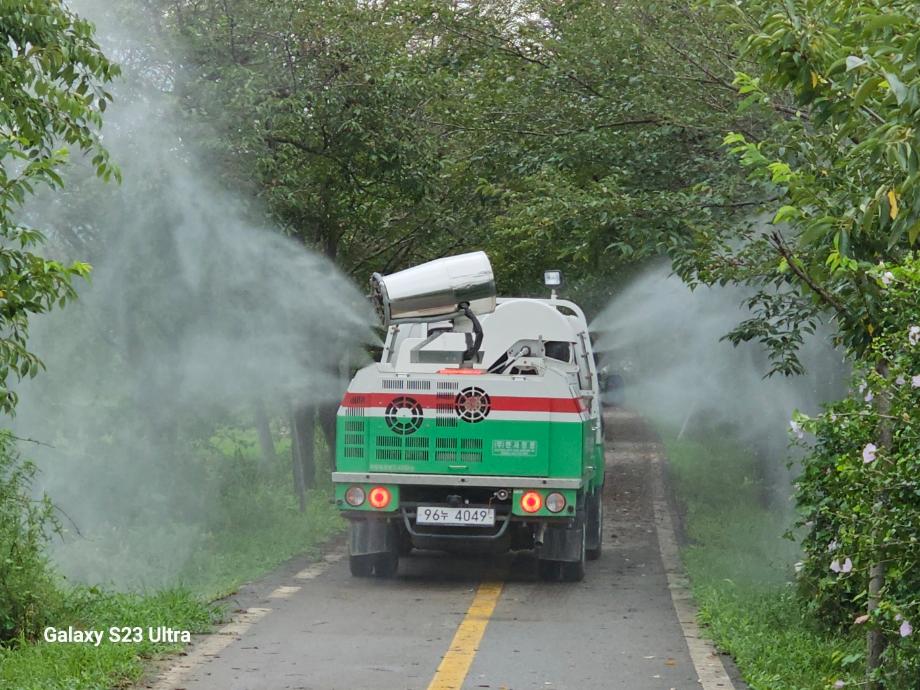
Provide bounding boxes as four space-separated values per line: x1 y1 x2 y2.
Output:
332 253 605 581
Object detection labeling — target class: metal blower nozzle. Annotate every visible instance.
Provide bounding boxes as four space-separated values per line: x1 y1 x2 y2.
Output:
370 251 496 326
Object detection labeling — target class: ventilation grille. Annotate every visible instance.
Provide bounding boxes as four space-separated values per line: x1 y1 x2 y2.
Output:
341 418 365 460
342 394 365 417
437 381 459 391
433 436 483 463
435 437 457 461
407 379 431 390
374 435 430 462
382 379 405 390
436 392 458 428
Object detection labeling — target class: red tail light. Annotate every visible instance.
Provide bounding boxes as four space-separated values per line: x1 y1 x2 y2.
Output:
520 490 542 513
368 486 391 509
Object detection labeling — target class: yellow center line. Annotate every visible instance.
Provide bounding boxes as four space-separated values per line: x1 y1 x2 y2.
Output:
427 580 505 690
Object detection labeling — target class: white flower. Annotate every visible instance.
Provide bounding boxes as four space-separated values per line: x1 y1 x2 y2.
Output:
834 681 845 689
912 375 920 389
841 557 853 573
864 389 874 403
862 443 878 464
896 375 906 386
910 325 920 346
830 559 842 573
794 561 804 573
828 539 839 553
901 620 913 637
858 380 867 393
881 271 894 286
789 419 804 439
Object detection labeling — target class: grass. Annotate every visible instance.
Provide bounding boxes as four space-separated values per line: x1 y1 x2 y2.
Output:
0 589 218 690
1 425 346 690
662 432 863 690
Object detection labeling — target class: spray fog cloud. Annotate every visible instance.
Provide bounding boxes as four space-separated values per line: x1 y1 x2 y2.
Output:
13 1 372 588
593 262 845 500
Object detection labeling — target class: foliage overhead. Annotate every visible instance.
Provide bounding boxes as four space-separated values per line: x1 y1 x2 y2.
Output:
159 0 760 308
692 0 920 374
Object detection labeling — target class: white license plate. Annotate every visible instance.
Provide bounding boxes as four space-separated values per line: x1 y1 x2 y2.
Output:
416 506 495 527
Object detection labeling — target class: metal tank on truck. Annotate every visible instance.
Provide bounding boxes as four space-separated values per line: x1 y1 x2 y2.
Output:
332 251 606 581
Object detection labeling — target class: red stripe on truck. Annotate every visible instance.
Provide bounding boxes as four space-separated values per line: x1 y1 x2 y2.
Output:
341 392 585 413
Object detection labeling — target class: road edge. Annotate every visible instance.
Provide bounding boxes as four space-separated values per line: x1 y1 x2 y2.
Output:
136 532 348 689
649 443 740 690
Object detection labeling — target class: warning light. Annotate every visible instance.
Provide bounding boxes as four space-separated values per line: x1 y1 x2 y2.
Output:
368 486 392 509
520 490 543 513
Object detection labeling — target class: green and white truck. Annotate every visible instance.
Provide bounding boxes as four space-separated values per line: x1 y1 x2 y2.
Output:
332 252 605 581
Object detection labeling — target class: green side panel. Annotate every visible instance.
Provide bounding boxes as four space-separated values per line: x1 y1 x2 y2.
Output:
337 415 588 478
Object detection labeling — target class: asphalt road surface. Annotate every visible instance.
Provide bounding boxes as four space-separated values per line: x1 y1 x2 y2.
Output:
147 410 735 690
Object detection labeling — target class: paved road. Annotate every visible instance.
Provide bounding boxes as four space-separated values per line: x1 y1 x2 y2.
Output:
147 410 714 690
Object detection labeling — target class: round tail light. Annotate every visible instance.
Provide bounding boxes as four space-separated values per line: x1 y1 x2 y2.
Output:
545 492 566 513
345 486 366 507
520 490 542 513
368 486 392 509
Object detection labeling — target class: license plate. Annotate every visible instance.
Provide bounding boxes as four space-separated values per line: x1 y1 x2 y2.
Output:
416 506 495 527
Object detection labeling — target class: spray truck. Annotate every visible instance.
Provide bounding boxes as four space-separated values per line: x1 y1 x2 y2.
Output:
332 252 605 581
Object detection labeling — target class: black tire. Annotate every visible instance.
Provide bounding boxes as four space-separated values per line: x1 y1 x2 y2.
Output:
537 559 563 582
349 554 375 577
374 551 399 578
586 490 603 561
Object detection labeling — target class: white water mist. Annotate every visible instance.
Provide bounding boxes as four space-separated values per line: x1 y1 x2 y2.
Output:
593 262 846 501
13 1 372 588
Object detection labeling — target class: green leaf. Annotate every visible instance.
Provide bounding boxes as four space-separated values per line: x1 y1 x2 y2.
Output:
773 205 799 224
883 72 907 105
845 56 866 72
853 76 883 108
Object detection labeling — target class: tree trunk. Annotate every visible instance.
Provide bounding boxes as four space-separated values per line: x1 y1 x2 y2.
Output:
318 402 338 467
867 358 891 688
253 399 276 465
292 403 316 490
289 405 306 513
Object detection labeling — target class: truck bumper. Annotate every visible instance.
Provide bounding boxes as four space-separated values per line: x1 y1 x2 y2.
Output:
332 471 582 490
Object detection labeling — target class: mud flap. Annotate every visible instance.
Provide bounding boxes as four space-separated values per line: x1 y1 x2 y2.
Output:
537 522 585 562
350 518 398 556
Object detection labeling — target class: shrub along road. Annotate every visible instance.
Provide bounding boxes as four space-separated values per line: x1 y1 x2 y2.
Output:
140 410 739 690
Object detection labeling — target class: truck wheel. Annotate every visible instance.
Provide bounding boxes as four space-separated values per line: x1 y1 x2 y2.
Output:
349 554 375 577
586 490 603 561
537 559 563 582
374 550 399 578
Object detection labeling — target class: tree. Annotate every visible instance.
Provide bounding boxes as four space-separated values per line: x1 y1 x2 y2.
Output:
688 1 920 685
0 0 118 412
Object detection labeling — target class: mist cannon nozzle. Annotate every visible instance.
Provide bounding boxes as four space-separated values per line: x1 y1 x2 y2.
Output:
370 251 496 327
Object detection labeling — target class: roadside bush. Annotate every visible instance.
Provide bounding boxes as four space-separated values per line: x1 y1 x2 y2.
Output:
794 258 920 687
0 434 63 643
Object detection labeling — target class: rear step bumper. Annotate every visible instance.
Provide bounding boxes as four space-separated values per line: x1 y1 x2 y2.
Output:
332 471 581 490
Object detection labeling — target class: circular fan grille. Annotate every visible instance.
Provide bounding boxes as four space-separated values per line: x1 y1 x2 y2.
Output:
454 387 492 423
384 396 424 435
